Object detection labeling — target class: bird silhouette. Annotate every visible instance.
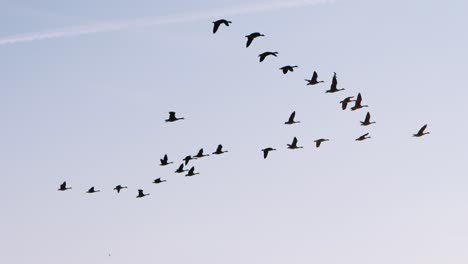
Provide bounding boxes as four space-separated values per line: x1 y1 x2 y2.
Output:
175 164 188 173
212 144 228 155
194 148 210 158
258 51 278 62
285 111 300 125
355 133 371 141
314 139 330 148
413 124 430 137
261 147 276 159
280 65 298 74
351 93 368 111
360 112 376 126
340 96 355 110
183 155 197 165
136 189 149 198
165 112 184 122
153 178 167 184
86 187 100 193
305 71 324 85
212 19 232 34
58 181 71 191
326 72 345 93
160 154 173 166
185 166 200 177
113 185 127 193
287 137 303 149
245 32 264 48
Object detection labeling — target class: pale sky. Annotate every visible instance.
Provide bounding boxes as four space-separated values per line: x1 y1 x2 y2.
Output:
1 0 468 263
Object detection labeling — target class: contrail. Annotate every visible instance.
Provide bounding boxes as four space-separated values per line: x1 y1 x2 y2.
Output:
0 0 332 46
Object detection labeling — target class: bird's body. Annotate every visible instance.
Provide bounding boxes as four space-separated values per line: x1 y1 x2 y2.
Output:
165 112 184 122
212 19 232 34
305 71 324 85
58 181 71 191
194 148 209 158
183 155 197 165
360 112 376 126
258 51 278 62
160 154 173 166
413 124 430 137
153 178 167 184
261 147 276 159
136 189 149 198
113 185 127 193
212 144 228 155
287 137 303 149
87 187 100 193
185 166 200 177
340 96 355 110
285 111 300 125
355 133 371 141
314 138 330 148
351 93 368 111
326 72 345 93
245 32 264 48
280 65 298 74
175 164 188 173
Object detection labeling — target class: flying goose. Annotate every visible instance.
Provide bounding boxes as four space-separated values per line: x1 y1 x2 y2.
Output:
258 51 278 62
153 178 167 184
213 19 232 34
261 147 276 159
280 65 298 74
86 187 100 193
314 138 330 148
360 112 376 126
355 133 371 141
413 124 430 137
340 96 355 110
212 144 228 155
245 32 264 48
194 148 210 158
58 181 71 191
351 93 368 111
160 154 173 166
175 164 188 173
287 137 303 149
113 185 127 193
183 155 197 165
305 71 324 85
165 112 184 122
185 166 200 177
285 111 300 125
136 189 149 198
325 72 345 93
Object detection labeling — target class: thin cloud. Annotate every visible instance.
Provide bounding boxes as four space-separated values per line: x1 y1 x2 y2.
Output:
0 0 332 45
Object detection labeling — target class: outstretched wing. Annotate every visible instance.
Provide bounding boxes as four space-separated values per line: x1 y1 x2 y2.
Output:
213 21 220 34
60 181 66 189
138 189 144 196
365 112 371 123
418 124 427 134
312 71 318 82
197 149 203 156
355 93 362 105
331 72 337 90
292 137 298 146
246 36 253 48
288 111 296 123
263 149 268 159
169 112 176 119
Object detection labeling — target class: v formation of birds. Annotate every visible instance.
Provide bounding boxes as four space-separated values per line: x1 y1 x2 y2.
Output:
58 18 430 198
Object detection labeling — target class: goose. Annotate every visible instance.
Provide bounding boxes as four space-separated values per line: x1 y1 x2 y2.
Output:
314 138 330 148
212 144 228 155
413 124 430 137
165 112 184 122
325 72 345 93
360 112 376 126
285 111 300 125
183 155 197 165
185 166 200 177
340 96 355 110
280 65 298 74
261 147 276 159
153 178 167 184
287 137 303 149
351 93 368 111
175 164 188 173
113 185 127 193
136 189 149 198
212 19 232 34
355 133 371 141
258 51 278 62
194 148 210 158
58 181 71 191
86 187 100 193
305 71 324 85
160 154 173 166
245 32 264 48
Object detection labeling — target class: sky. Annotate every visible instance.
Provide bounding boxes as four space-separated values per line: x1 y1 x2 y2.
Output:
1 0 468 263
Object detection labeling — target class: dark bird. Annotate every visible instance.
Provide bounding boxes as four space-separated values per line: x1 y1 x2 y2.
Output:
183 155 197 165
153 178 167 184
287 137 303 149
355 133 371 141
194 148 210 158
113 185 127 193
261 147 276 159
245 32 264 48
212 144 228 155
213 19 232 34
160 154 173 166
165 112 184 122
326 72 345 93
285 111 300 125
360 112 376 126
87 187 100 193
185 166 200 177
340 96 355 110
136 189 149 198
280 65 298 74
314 138 330 148
258 51 278 62
58 181 71 191
305 71 324 85
351 93 368 111
175 164 188 173
413 124 430 137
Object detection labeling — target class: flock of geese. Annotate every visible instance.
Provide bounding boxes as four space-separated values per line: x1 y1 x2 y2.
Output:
58 18 430 198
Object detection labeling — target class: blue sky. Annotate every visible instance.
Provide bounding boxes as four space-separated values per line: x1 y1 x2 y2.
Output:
1 0 468 263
